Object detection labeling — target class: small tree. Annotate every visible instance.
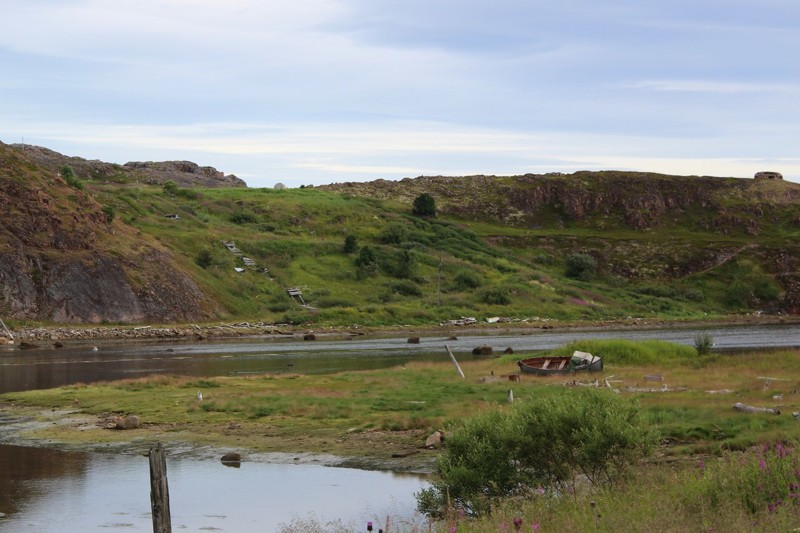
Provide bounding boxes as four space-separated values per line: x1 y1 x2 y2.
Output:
412 193 436 217
355 245 378 278
343 235 358 254
694 334 714 356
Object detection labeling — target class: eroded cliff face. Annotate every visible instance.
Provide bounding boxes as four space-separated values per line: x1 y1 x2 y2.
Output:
0 143 221 323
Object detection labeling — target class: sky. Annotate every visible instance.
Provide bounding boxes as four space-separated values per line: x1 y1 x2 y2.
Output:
1 0 799 188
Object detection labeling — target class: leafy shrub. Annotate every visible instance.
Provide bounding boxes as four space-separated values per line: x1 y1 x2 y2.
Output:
60 165 83 190
380 222 409 245
355 246 378 278
694 334 714 356
386 280 423 297
417 389 654 517
565 253 597 280
162 180 178 195
343 234 358 254
479 286 511 305
451 269 483 291
194 249 213 269
230 211 257 224
412 193 436 217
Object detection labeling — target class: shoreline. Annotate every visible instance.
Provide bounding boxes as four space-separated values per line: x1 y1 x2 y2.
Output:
3 314 799 345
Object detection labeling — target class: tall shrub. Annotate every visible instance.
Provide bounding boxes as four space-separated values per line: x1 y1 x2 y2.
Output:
417 389 654 517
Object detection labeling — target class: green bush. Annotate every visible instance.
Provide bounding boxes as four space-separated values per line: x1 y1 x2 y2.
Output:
343 235 358 254
380 222 409 245
412 193 437 217
565 253 597 281
417 389 655 517
694 334 714 356
230 211 257 224
60 165 83 190
478 286 511 305
162 180 178 195
194 249 213 269
451 269 483 291
386 280 423 297
355 246 378 278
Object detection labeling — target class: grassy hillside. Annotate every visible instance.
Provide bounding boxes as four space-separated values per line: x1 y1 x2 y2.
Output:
3 138 799 326
82 173 798 327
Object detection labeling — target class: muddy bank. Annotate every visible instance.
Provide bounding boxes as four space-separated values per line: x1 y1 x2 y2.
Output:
0 405 437 473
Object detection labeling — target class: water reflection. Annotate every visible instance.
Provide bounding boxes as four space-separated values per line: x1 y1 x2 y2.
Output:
0 444 427 532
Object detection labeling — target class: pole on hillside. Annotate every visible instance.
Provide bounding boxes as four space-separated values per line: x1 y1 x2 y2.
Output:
149 442 172 533
445 345 465 379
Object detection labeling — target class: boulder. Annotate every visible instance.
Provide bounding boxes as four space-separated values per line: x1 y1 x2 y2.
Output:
407 337 420 344
425 430 445 449
221 452 242 464
114 415 141 430
303 333 316 341
472 345 493 356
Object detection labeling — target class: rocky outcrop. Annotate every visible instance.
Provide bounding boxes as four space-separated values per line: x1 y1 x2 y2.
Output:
9 143 246 188
0 142 222 323
121 160 246 188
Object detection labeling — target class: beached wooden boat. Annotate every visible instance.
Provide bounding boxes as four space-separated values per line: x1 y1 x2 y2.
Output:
517 351 603 376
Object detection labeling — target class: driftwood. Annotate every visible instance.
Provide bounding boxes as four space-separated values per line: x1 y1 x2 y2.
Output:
733 402 780 415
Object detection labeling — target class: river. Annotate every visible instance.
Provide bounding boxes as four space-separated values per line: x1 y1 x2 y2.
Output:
1 323 800 531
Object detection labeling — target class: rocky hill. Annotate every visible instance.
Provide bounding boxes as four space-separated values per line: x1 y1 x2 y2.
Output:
0 142 222 323
10 143 246 188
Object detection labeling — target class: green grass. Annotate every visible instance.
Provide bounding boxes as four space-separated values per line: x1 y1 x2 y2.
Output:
18 169 800 327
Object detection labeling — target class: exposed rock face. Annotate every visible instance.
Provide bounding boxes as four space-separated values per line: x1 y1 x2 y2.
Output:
0 142 222 323
9 143 246 188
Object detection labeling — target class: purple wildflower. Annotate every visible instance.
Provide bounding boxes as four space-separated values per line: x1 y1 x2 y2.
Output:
531 523 540 532
513 517 523 531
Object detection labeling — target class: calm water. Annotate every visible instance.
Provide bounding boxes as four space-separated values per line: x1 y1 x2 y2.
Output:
2 324 800 394
2 324 800 531
0 444 426 532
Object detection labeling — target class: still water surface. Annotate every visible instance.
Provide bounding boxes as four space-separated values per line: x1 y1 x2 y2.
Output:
0 444 426 532
3 323 800 394
2 323 800 531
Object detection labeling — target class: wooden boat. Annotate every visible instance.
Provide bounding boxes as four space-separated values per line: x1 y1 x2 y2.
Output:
517 351 603 376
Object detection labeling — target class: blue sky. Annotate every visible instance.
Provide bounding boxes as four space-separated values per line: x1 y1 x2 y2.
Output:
2 0 798 188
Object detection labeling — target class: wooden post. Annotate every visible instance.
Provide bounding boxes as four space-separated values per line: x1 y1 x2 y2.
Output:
445 345 465 379
149 442 172 533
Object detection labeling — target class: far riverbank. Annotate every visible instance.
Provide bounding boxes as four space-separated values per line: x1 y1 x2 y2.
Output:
3 314 799 345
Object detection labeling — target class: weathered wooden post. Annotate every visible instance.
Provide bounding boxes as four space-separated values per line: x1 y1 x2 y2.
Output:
149 442 172 533
445 345 465 379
